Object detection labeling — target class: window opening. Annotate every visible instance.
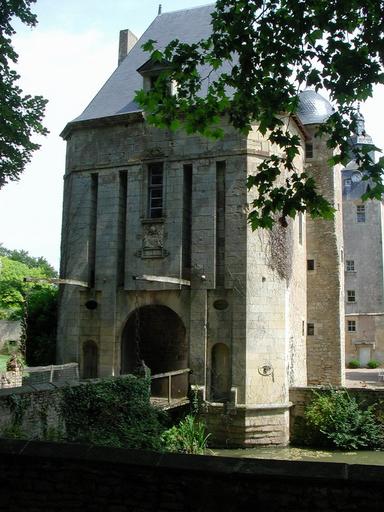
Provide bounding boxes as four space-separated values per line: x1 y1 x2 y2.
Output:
356 205 365 223
347 320 356 332
347 290 356 303
216 161 226 287
298 212 303 245
148 163 164 218
307 323 315 336
182 164 192 269
88 173 98 287
307 259 315 271
305 143 313 159
346 260 355 272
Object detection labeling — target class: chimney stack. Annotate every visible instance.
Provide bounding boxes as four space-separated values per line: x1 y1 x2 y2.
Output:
118 29 138 66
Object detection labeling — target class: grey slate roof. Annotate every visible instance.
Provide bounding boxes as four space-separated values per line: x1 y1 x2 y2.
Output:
297 90 334 125
67 5 335 134
73 4 216 124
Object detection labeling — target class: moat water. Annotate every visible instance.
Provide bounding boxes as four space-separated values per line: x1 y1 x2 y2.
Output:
212 446 384 465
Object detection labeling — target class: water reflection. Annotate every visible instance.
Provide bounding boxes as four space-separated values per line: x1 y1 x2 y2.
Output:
212 446 384 465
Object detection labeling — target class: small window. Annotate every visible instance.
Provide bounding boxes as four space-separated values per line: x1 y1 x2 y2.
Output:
305 143 313 159
347 320 356 332
344 179 351 187
298 212 303 245
307 323 315 336
346 260 355 272
356 205 365 223
302 320 305 336
307 259 315 271
149 73 172 96
150 74 159 89
347 290 356 303
148 163 164 218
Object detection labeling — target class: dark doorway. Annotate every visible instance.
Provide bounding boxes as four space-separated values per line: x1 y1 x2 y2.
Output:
83 340 98 379
121 305 188 398
211 343 231 401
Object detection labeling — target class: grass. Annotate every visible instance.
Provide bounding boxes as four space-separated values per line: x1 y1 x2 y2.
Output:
0 354 9 372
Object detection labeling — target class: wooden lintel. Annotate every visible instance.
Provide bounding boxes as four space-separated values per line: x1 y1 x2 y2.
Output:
134 274 191 286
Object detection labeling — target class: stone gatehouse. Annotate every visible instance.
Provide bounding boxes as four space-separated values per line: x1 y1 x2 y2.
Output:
58 4 345 446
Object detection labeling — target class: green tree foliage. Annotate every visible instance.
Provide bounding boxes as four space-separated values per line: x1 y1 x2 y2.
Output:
136 0 384 228
0 0 48 187
0 243 56 277
0 246 58 365
25 286 57 366
0 254 55 319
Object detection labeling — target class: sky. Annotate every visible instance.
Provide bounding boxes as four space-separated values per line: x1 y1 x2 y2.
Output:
0 0 383 270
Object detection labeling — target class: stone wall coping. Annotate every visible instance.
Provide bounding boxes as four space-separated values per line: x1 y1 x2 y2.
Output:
207 402 292 410
0 376 131 398
0 438 383 483
237 402 293 411
0 380 80 397
290 386 384 393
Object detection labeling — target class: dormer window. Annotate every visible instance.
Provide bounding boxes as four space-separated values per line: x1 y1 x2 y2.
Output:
137 58 176 95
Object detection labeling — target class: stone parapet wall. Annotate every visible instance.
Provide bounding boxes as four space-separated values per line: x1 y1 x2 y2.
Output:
1 438 384 511
0 381 72 438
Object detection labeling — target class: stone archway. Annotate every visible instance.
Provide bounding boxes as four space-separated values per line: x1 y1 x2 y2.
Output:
82 340 98 379
121 305 188 397
211 343 231 402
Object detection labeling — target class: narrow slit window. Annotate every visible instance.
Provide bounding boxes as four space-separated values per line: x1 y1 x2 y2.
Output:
356 205 365 223
305 143 313 159
148 163 164 218
299 212 303 245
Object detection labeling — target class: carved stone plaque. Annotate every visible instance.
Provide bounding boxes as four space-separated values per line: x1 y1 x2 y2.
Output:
136 222 169 259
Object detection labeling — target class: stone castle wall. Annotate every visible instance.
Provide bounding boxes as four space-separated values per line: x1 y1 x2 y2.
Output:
305 126 345 385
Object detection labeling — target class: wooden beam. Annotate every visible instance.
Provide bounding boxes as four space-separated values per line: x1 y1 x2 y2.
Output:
24 277 89 288
133 274 191 286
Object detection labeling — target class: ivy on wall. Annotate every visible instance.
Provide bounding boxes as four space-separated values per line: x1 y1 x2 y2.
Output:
60 376 168 450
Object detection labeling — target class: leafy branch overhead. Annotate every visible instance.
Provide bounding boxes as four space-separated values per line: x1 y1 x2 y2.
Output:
0 0 48 188
136 0 384 228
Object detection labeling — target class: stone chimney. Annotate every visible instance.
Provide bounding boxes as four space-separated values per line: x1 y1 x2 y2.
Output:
118 29 138 66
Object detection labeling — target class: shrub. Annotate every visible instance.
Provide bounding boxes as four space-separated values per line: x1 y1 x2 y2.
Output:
60 375 168 450
367 359 381 369
304 389 383 450
348 359 360 369
161 414 210 454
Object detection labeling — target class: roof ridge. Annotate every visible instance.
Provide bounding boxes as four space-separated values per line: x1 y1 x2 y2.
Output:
161 3 215 16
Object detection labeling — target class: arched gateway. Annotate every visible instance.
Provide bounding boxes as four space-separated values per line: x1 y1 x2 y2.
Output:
121 305 188 398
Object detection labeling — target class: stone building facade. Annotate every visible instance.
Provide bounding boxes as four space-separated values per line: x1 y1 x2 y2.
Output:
58 4 345 445
342 116 384 366
298 91 345 385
